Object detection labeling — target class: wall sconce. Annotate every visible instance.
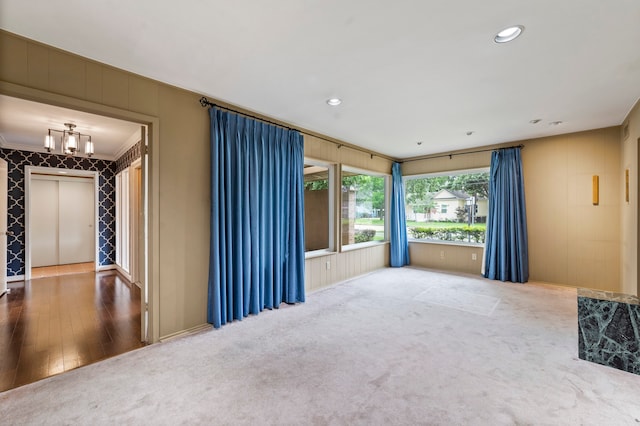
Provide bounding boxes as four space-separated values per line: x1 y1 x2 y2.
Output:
45 123 95 157
592 175 599 206
625 169 630 203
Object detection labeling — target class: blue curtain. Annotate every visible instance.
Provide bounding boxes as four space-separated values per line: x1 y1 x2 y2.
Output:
390 162 410 267
484 147 529 283
207 107 305 328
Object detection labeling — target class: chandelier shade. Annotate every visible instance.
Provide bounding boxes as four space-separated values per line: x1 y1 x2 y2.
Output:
44 123 94 157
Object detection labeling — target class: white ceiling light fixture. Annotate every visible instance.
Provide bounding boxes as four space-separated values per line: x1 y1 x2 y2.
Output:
45 122 95 157
326 98 342 106
494 25 525 43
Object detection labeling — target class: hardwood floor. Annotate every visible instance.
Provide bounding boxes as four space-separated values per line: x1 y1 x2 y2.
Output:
31 262 96 279
0 271 142 392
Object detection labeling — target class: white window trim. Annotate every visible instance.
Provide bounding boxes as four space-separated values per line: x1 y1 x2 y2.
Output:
341 165 390 248
403 167 490 247
304 158 336 255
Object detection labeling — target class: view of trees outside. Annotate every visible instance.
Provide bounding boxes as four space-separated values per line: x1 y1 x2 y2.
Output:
305 167 489 246
404 172 490 243
342 173 386 244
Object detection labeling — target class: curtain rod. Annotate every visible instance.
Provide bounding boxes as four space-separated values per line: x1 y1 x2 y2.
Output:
401 144 525 163
199 97 393 161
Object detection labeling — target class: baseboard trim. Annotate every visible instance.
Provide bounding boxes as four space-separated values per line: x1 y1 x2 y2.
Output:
97 264 116 272
160 324 213 342
7 275 25 283
114 265 132 282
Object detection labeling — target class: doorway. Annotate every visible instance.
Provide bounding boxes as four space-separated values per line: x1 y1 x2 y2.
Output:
0 89 155 346
0 103 151 390
26 168 98 277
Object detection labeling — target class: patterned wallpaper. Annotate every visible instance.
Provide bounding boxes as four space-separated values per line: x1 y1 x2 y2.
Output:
0 148 116 277
115 141 142 174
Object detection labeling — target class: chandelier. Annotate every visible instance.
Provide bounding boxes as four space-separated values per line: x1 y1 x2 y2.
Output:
44 123 94 157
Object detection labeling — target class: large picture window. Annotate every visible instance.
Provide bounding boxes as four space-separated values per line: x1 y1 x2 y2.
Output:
341 167 387 247
304 161 334 253
404 170 489 244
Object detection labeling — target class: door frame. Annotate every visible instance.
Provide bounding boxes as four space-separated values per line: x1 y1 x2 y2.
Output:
1 81 159 344
130 157 142 287
0 158 7 297
25 166 99 279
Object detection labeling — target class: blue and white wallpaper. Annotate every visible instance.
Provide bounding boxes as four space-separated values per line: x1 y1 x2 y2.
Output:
115 141 141 174
0 148 116 277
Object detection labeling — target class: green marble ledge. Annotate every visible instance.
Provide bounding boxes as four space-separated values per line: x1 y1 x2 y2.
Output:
577 289 640 375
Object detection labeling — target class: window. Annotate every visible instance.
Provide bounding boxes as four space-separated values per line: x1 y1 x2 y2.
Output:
404 169 489 244
341 167 387 247
304 161 334 253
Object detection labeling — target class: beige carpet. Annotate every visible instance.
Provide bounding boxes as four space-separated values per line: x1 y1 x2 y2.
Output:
1 267 639 425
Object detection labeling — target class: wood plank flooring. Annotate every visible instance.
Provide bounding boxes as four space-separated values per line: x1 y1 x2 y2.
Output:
31 262 95 279
0 271 142 392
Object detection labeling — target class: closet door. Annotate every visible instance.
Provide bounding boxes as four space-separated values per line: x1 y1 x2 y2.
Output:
31 179 59 267
58 179 95 264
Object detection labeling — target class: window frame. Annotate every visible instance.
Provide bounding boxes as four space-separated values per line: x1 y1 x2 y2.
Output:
340 165 390 250
403 167 489 246
303 158 336 258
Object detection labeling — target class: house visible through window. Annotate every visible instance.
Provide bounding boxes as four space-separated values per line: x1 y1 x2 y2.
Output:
404 170 489 243
341 167 387 247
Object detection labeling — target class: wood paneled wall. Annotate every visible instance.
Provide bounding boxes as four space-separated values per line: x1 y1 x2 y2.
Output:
0 30 395 340
402 127 625 292
305 244 389 292
620 99 639 295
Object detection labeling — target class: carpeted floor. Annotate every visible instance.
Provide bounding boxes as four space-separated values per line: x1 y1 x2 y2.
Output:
1 267 639 425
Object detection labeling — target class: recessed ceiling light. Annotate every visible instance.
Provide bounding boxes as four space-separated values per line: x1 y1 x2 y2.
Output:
550 121 563 126
529 119 542 124
494 25 524 43
326 98 342 106
466 131 474 136
416 141 423 145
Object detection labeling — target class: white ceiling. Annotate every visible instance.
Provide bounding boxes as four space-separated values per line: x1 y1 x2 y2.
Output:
1 0 639 159
0 95 141 160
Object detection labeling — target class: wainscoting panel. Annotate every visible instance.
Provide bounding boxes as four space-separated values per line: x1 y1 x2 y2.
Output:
305 243 389 292
409 242 484 275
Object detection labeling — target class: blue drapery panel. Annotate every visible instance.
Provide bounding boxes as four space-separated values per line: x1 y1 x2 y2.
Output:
207 107 306 328
484 147 529 283
390 162 410 267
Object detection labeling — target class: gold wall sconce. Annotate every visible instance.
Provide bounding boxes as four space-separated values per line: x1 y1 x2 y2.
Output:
625 169 630 203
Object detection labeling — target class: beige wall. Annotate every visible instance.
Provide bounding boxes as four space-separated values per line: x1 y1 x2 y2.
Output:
0 30 393 340
403 127 625 292
305 244 389 292
0 30 211 340
524 128 621 291
3 29 633 340
621 99 640 295
409 243 483 274
304 189 329 251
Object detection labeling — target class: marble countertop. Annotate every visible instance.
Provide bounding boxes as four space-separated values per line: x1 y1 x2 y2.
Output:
578 288 639 305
